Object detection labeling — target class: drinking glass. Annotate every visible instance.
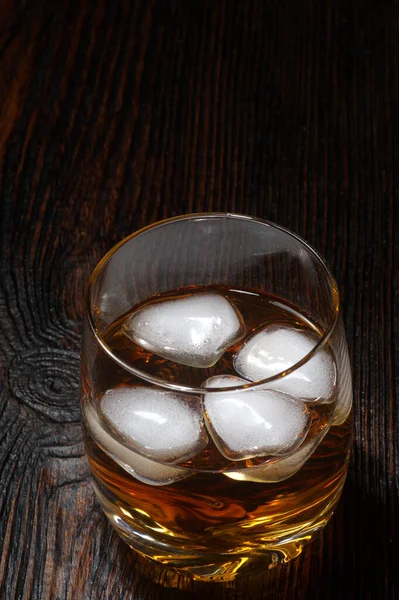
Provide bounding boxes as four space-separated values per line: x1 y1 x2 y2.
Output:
80 213 352 583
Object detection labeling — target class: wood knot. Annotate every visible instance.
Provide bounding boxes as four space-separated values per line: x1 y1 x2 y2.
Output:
8 348 81 422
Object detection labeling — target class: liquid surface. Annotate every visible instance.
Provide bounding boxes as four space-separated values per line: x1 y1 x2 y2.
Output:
103 286 331 389
90 287 336 470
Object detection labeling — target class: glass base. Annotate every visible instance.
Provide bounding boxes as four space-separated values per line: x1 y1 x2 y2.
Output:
101 498 332 586
118 526 322 585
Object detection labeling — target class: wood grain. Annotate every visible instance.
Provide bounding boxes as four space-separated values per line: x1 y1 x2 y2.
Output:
0 0 398 598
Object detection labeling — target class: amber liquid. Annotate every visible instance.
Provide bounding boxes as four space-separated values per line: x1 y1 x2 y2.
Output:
82 287 352 581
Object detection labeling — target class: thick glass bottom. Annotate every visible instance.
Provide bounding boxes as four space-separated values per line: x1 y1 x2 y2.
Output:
93 477 346 585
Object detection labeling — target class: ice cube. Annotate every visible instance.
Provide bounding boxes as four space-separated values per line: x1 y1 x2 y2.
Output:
203 387 310 460
83 402 189 486
202 375 249 389
234 325 336 402
225 426 329 483
331 344 353 425
122 292 245 368
100 387 208 464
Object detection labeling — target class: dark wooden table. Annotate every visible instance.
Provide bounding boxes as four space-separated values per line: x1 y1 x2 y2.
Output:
0 1 398 598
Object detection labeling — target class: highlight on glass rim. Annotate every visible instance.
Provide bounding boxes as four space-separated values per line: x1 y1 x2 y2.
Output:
80 213 353 583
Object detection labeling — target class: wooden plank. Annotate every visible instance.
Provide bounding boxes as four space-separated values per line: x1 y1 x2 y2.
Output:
0 1 397 598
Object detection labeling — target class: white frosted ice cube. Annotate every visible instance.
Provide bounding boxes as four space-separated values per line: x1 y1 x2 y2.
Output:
225 426 329 483
203 388 310 460
234 325 336 402
202 375 249 389
100 387 208 464
83 402 189 486
122 292 245 368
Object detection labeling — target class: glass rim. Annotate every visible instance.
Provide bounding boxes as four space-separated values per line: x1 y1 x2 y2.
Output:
86 212 340 394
